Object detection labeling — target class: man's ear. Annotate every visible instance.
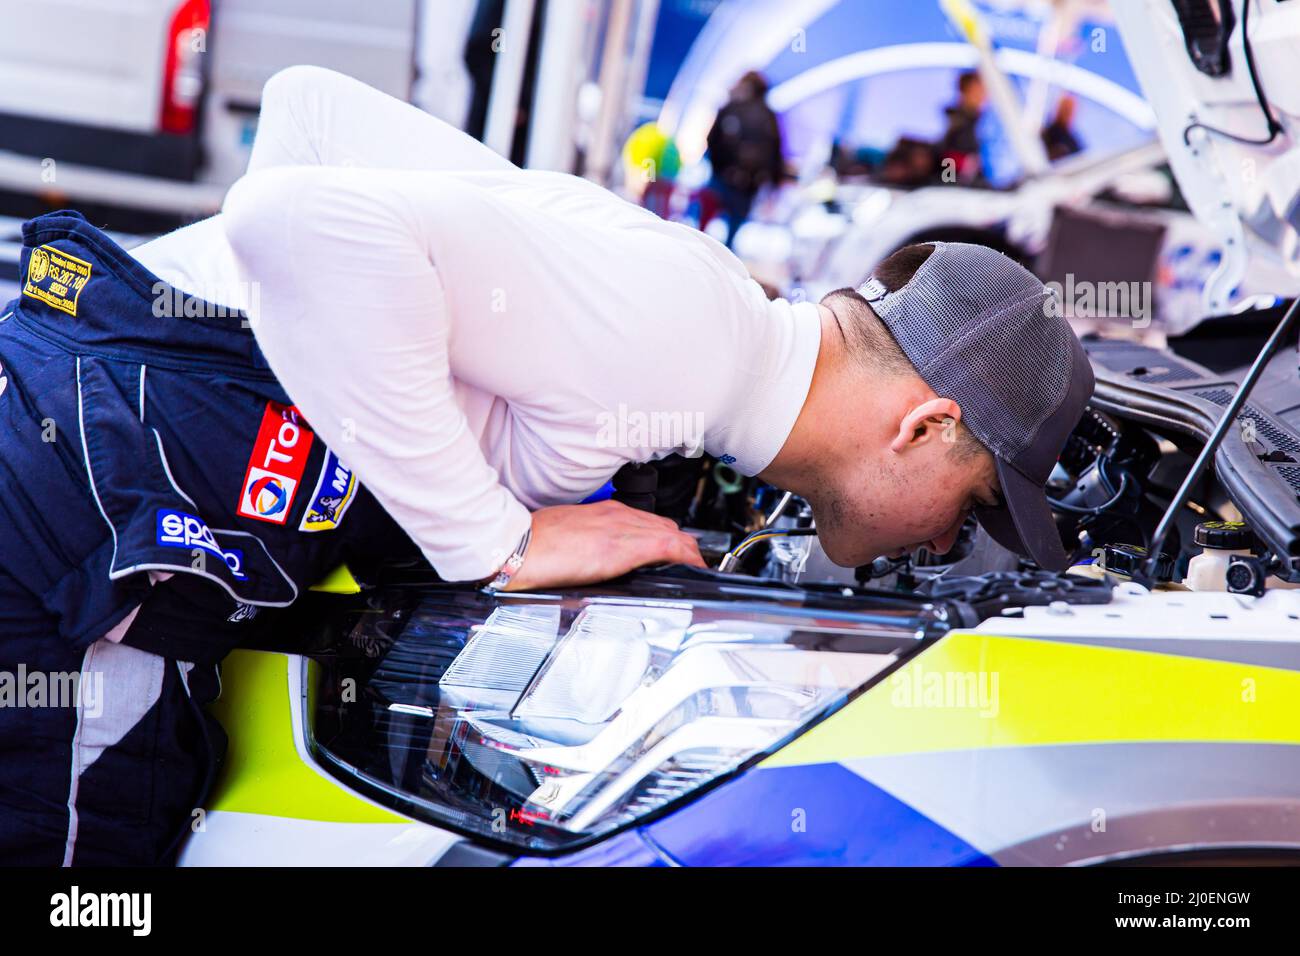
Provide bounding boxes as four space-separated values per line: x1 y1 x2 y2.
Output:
889 398 963 453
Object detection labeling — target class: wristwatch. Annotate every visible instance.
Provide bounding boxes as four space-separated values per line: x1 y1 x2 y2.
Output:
484 527 532 592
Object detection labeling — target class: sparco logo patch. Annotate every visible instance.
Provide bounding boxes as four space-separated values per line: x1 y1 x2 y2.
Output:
237 402 314 525
156 508 247 580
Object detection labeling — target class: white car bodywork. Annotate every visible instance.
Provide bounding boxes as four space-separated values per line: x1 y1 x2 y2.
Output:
178 654 464 866
790 143 1300 333
1111 0 1300 313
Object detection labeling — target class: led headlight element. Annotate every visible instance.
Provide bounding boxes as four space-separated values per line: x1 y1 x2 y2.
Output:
448 602 890 828
308 578 947 852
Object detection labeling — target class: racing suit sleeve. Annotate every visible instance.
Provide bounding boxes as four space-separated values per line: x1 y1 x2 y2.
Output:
221 165 533 582
223 66 532 582
247 65 515 175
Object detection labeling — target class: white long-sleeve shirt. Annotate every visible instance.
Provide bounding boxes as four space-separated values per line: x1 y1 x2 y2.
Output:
131 66 821 581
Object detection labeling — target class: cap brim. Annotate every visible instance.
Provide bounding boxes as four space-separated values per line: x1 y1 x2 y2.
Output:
975 458 1071 572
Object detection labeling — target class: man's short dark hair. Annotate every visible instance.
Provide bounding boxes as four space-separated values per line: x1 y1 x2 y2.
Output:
822 285 914 378
821 242 989 463
822 242 935 377
874 242 935 292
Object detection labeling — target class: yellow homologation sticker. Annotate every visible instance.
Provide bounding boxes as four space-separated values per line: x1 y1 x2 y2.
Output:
23 245 92 317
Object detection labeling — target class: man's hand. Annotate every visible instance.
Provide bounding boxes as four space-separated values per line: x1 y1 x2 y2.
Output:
502 499 706 591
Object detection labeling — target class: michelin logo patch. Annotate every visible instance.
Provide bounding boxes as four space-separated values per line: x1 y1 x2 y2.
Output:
23 244 92 317
157 509 248 580
300 450 358 532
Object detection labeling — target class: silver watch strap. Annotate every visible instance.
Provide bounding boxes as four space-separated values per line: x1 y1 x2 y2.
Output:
485 527 532 591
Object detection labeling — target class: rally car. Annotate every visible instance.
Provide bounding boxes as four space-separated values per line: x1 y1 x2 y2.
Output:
178 322 1300 866
179 0 1300 866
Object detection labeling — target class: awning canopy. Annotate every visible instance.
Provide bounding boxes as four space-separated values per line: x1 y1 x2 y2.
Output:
662 0 1152 184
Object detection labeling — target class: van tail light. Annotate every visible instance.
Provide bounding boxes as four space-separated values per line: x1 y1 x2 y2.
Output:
160 0 211 134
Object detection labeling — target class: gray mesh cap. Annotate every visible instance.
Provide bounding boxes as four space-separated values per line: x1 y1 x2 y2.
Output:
857 241 1095 571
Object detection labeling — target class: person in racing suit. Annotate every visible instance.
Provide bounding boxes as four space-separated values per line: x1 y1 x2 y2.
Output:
0 210 418 863
0 64 710 865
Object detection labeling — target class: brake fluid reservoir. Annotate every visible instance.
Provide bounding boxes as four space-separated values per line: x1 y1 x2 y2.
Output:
1183 521 1255 591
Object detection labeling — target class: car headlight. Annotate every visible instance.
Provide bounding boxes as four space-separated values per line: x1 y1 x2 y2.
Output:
306 573 950 853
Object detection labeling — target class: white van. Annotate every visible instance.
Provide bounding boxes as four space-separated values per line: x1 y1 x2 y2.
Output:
0 0 466 220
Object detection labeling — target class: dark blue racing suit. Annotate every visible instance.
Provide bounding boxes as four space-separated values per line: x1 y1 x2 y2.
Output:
0 211 416 864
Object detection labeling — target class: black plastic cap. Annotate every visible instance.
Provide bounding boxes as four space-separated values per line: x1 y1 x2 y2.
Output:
1101 542 1172 581
1193 520 1257 550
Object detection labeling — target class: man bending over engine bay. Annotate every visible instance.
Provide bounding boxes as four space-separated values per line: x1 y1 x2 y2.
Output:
0 67 1092 863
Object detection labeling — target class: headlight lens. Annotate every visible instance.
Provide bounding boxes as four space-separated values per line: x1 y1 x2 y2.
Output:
307 575 947 852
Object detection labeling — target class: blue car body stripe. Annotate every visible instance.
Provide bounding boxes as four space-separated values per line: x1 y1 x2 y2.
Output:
523 763 994 867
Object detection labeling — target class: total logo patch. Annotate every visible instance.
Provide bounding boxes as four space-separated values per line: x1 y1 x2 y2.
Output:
299 451 358 533
237 402 315 525
157 509 247 580
241 468 298 519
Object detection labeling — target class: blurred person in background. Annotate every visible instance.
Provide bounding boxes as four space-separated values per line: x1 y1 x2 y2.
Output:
702 71 786 248
938 70 986 183
878 137 941 188
1042 94 1083 162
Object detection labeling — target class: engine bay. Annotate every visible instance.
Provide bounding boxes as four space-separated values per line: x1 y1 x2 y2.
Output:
637 330 1300 606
